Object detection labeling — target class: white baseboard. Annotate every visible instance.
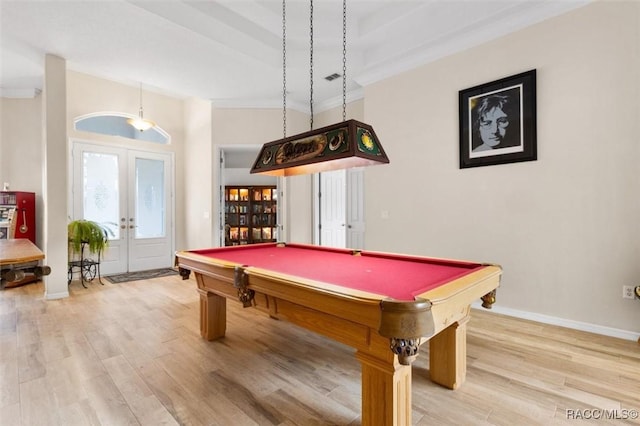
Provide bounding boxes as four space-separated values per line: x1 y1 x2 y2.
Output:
45 290 69 300
471 302 640 342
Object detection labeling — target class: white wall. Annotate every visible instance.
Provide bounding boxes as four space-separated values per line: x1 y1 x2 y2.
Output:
364 1 640 335
224 168 277 186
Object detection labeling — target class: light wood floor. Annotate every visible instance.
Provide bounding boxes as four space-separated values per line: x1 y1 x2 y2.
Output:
1 275 638 425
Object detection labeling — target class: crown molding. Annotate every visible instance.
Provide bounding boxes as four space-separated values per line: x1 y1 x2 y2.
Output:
0 88 41 99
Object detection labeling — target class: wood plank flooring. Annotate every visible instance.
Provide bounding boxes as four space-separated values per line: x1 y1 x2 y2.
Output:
1 275 638 425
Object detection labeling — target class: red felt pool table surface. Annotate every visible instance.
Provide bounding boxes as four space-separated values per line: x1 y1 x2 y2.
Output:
189 243 485 301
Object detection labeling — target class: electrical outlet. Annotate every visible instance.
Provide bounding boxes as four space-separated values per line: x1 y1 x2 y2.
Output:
623 285 635 299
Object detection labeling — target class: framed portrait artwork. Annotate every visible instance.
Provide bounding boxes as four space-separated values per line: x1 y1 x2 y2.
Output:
459 69 537 168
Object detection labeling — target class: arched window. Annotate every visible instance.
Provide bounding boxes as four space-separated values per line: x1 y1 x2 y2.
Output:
74 112 170 144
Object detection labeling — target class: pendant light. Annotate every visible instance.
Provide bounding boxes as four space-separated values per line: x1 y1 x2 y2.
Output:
127 83 156 132
251 0 389 176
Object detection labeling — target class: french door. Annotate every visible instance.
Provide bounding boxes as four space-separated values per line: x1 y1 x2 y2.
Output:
72 142 174 274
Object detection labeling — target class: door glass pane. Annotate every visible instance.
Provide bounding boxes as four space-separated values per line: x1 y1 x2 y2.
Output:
83 152 120 239
135 158 165 238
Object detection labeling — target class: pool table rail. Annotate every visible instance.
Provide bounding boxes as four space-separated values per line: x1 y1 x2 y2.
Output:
175 249 502 362
177 250 403 344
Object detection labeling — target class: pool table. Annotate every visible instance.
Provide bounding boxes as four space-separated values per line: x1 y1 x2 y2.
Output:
175 242 501 426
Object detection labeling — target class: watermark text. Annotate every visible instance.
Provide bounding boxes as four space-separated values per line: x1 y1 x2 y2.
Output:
566 409 638 420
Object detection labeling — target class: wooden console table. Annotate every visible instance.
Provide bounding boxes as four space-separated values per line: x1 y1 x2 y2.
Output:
0 239 51 289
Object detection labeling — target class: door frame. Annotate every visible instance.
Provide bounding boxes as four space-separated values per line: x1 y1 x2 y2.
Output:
69 138 176 274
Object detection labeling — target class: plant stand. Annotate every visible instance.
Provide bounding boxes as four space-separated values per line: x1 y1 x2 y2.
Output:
67 241 103 288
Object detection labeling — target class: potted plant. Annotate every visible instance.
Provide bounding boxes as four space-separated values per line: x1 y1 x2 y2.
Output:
67 220 111 256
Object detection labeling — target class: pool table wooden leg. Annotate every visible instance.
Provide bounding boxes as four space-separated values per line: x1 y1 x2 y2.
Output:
428 314 470 390
356 350 412 426
197 288 226 341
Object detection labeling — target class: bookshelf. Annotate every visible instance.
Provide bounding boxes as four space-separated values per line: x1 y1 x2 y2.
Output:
225 186 277 246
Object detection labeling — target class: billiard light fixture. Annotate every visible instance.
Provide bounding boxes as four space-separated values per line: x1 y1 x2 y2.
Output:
250 0 389 176
251 119 389 176
127 83 156 132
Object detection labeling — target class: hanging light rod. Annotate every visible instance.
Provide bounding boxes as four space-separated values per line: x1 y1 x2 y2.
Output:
128 109 155 132
250 119 388 176
251 0 389 176
127 83 156 132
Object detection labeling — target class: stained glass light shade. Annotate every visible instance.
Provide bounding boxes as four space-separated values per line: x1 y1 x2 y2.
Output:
250 119 390 176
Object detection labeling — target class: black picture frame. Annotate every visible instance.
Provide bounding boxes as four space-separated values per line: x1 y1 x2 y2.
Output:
459 69 537 169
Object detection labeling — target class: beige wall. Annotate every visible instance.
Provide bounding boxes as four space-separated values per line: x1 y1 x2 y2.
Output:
68 71 186 145
0 96 43 245
284 99 364 244
66 71 188 251
183 97 213 249
210 107 313 244
41 54 69 299
1 72 315 256
0 97 43 196
314 98 364 128
364 1 640 334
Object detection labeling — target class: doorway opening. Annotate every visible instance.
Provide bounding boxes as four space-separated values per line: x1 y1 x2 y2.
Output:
217 146 281 247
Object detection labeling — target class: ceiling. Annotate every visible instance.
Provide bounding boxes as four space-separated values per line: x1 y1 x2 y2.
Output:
1 0 589 112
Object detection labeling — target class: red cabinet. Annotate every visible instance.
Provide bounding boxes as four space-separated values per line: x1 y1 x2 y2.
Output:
0 191 36 243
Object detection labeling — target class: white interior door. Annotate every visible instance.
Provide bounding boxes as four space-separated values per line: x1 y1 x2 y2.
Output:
318 168 365 249
72 142 174 274
319 170 347 248
346 168 365 250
